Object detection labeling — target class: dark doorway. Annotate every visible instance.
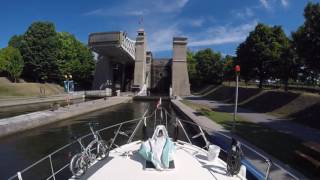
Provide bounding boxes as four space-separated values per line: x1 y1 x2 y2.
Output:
150 59 172 95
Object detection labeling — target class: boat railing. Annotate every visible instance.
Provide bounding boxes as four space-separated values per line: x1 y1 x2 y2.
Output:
7 115 148 180
7 107 300 180
175 118 300 180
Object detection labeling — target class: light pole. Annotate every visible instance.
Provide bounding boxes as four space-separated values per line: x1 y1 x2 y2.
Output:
232 65 240 132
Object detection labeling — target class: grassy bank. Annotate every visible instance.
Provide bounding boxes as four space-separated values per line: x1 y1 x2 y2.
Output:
197 85 320 130
181 100 316 178
0 78 64 97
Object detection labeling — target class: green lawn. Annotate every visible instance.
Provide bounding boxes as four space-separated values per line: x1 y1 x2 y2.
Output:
0 78 64 97
181 100 315 178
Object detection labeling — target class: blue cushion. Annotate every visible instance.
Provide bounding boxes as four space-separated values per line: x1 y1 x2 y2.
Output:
138 143 152 161
161 138 174 168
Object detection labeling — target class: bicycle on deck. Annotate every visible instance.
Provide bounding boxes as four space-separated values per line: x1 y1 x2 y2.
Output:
69 123 109 177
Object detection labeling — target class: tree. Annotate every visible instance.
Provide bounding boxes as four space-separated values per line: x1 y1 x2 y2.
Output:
7 22 95 89
0 48 5 71
8 35 24 49
237 23 288 88
186 50 198 87
57 32 95 89
19 22 60 82
276 40 301 91
222 55 236 82
0 46 24 82
292 2 320 81
194 49 223 85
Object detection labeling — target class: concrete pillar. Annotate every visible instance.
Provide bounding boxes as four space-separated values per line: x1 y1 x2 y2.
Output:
146 51 152 88
133 29 147 88
121 64 126 92
92 55 113 90
172 37 190 96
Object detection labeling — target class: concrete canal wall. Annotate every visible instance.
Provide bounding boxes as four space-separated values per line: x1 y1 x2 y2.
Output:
171 99 225 133
0 96 131 138
0 93 84 108
171 99 304 180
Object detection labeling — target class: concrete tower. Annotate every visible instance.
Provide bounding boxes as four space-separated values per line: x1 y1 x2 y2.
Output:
133 29 147 88
172 37 191 96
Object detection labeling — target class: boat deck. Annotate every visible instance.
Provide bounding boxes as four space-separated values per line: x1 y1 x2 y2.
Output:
73 141 245 180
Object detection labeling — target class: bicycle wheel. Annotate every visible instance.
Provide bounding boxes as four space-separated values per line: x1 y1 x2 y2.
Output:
70 153 87 177
97 140 109 160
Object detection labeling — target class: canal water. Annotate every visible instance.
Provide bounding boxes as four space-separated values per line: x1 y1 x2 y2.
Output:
0 100 180 179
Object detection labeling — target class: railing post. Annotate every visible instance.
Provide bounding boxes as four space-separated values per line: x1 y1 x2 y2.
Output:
265 159 271 180
49 155 56 180
177 118 192 144
198 126 210 149
110 124 122 148
17 172 23 180
127 118 143 144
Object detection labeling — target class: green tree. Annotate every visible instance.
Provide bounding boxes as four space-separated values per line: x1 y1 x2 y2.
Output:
292 2 320 82
0 46 24 82
186 50 198 87
57 32 95 89
237 23 288 88
19 21 60 82
0 48 5 71
8 35 24 49
276 40 301 91
194 48 223 85
222 55 236 82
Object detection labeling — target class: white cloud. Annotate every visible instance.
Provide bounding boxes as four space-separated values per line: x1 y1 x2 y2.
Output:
84 8 149 17
126 10 149 16
147 21 257 52
280 0 289 7
189 21 257 47
258 0 290 10
148 25 182 52
259 0 270 9
244 8 254 17
189 18 205 27
84 9 105 16
150 0 189 13
84 0 189 17
233 7 254 19
177 0 189 7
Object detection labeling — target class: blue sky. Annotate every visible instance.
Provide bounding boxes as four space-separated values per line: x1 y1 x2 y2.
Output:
0 0 319 58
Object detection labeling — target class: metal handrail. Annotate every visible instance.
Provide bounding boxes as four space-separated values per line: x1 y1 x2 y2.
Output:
175 118 300 180
164 110 271 159
7 107 300 180
176 119 272 176
7 114 153 180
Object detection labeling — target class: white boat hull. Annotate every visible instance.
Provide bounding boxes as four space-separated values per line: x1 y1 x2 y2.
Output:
70 140 246 180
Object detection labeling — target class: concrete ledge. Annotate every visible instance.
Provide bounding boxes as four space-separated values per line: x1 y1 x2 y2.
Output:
0 93 84 108
171 99 226 133
0 96 131 138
